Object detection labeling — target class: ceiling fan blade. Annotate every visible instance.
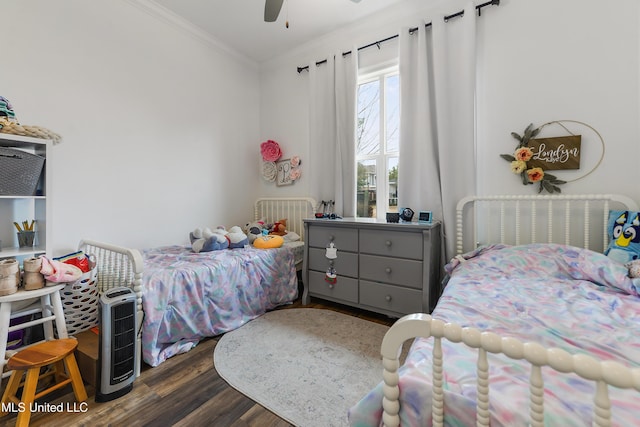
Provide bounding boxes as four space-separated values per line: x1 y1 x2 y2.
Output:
264 0 285 22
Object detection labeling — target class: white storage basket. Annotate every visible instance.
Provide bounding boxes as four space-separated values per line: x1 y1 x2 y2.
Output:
59 265 99 335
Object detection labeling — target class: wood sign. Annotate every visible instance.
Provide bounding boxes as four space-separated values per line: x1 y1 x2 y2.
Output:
527 135 581 170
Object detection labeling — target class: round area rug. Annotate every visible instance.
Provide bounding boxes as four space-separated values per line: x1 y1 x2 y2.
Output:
214 308 393 427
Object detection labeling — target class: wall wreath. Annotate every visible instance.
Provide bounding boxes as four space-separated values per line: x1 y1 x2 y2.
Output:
500 120 605 194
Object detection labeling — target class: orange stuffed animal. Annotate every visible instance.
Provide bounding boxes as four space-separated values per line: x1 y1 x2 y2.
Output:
269 219 288 236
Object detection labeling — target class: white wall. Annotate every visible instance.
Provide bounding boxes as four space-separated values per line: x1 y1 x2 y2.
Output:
3 0 638 256
476 0 640 200
260 0 640 208
2 0 261 255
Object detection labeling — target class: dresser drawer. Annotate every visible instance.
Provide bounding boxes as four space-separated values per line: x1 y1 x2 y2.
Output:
308 270 358 303
308 247 358 278
308 225 358 252
359 229 423 260
359 254 423 289
359 280 423 314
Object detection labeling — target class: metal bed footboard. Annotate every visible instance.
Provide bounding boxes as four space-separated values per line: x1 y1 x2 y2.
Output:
78 239 144 377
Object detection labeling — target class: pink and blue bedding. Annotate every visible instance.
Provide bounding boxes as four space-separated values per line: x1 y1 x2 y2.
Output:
141 244 298 367
349 243 640 426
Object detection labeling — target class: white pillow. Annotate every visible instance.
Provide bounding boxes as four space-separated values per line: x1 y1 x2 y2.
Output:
283 231 301 242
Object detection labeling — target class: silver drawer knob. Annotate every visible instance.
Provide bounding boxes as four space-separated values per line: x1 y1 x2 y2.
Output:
328 284 334 289
329 235 335 241
329 260 334 266
385 295 392 302
385 240 392 246
385 267 391 274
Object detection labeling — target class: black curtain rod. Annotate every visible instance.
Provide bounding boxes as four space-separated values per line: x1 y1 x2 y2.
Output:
297 0 499 73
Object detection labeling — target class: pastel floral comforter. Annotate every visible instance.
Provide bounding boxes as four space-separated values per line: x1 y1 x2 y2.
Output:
349 243 640 426
141 245 298 367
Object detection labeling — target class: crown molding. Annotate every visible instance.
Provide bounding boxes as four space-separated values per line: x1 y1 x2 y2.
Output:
124 0 258 70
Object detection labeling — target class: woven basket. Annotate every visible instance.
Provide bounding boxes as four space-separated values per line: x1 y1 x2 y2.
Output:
0 147 45 196
59 266 99 336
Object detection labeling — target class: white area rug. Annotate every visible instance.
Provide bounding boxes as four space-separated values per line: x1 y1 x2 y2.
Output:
214 308 393 427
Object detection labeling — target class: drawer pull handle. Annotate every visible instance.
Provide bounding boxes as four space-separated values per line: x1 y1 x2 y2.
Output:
329 260 334 266
328 284 334 289
329 235 335 241
385 240 392 246
385 267 392 274
385 295 392 302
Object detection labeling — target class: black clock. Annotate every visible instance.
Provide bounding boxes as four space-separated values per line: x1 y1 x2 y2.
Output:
400 208 414 222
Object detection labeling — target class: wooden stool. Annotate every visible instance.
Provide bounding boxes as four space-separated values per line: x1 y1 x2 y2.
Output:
0 338 87 427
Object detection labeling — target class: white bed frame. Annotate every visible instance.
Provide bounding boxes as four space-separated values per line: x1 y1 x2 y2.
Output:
381 194 640 427
254 197 317 242
77 197 316 375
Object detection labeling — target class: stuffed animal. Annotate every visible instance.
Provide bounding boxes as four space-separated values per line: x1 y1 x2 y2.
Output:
227 226 249 248
269 219 288 236
244 219 266 243
627 260 640 278
253 234 284 249
604 211 640 264
190 227 229 253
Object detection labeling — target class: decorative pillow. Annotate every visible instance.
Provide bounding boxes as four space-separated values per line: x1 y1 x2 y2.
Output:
604 210 640 263
253 234 284 249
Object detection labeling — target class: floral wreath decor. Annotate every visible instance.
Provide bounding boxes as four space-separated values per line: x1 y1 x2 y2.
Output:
260 139 302 183
500 123 566 194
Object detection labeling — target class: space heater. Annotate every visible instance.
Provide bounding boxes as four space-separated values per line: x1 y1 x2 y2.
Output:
96 287 137 402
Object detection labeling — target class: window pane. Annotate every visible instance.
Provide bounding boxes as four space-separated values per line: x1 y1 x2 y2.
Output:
357 159 377 218
388 157 398 212
357 80 380 156
386 74 400 153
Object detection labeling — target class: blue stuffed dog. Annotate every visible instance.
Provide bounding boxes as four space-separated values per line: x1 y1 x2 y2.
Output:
605 210 640 263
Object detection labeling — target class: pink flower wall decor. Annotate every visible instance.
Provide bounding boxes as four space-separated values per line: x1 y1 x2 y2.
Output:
260 140 282 162
289 167 302 181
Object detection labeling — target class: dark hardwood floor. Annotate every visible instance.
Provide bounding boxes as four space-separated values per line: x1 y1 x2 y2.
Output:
0 295 397 427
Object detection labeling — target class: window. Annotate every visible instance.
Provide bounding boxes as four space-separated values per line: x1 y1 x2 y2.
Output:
356 67 399 219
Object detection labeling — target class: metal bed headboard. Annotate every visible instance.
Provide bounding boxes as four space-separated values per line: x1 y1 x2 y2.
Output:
254 197 317 241
455 194 639 256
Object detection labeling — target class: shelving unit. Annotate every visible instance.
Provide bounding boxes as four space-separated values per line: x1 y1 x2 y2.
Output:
0 133 53 377
0 133 51 261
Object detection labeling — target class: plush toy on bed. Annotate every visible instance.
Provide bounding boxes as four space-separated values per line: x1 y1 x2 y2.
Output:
226 226 249 248
253 234 284 249
626 260 640 278
604 210 640 264
189 227 229 253
269 219 288 236
244 219 267 243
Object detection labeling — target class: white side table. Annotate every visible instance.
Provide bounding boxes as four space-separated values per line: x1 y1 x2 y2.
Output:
0 284 68 378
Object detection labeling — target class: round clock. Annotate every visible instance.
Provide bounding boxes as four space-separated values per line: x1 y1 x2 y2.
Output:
400 208 414 222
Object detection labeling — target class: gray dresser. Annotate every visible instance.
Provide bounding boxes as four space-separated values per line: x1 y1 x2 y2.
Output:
302 218 441 318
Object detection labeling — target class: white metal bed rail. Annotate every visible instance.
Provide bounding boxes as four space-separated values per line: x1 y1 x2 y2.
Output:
455 194 639 256
254 197 317 241
78 239 144 377
380 313 640 427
